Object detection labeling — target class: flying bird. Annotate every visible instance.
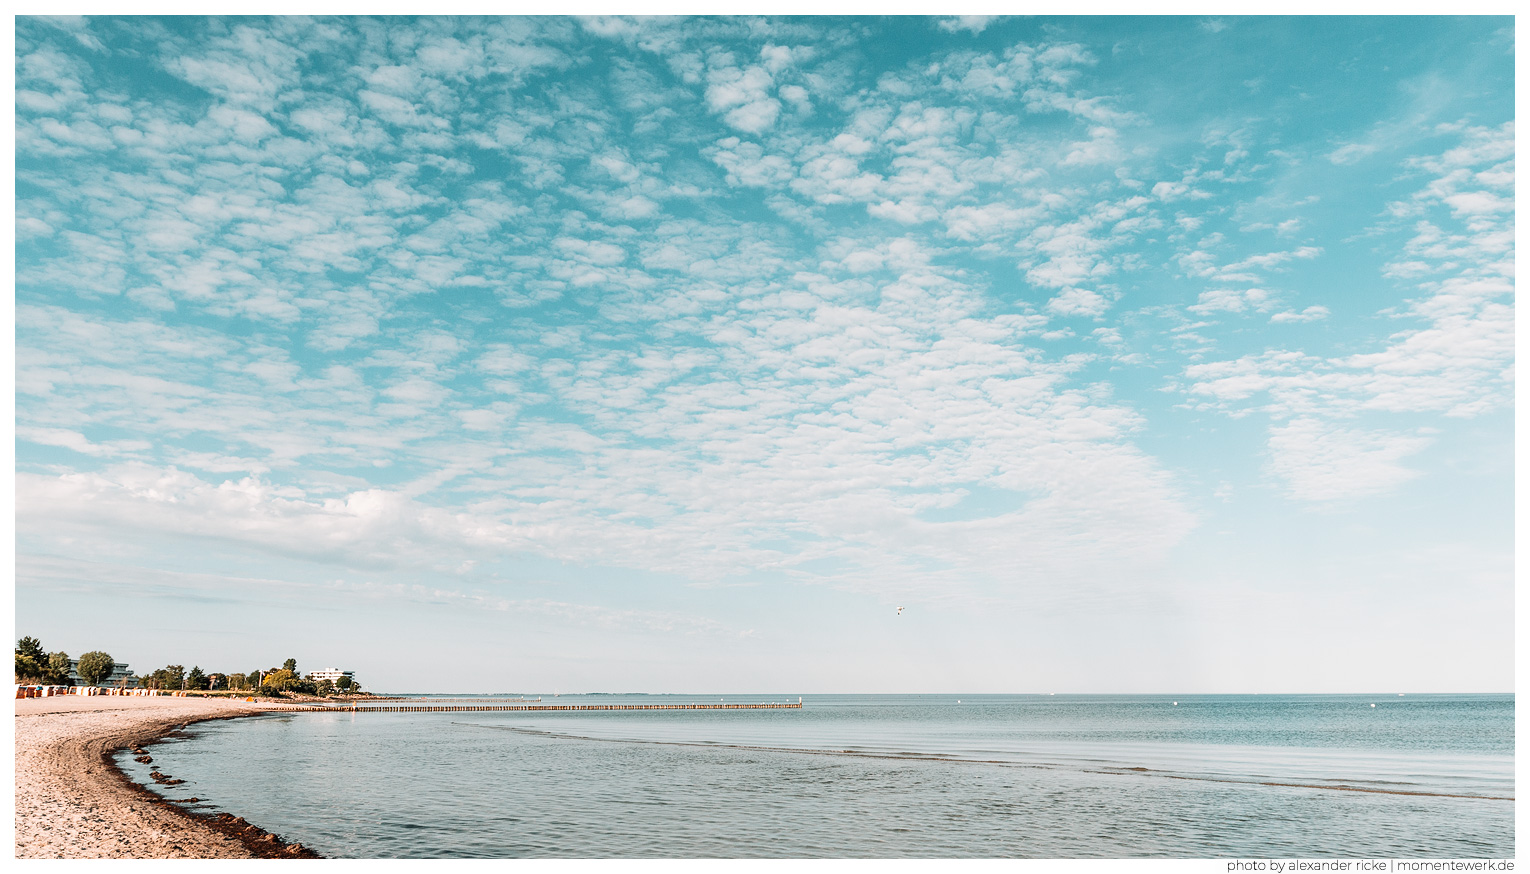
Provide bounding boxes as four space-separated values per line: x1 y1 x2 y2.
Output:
897 606 904 615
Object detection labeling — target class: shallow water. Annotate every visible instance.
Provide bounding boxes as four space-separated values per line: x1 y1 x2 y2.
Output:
117 693 1513 858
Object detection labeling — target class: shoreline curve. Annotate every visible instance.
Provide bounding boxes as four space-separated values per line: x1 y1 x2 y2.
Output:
15 696 322 859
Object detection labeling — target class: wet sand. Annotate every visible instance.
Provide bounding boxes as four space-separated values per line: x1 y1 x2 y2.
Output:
15 695 319 858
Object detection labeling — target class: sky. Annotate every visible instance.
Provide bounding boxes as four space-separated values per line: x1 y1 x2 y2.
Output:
12 15 1515 693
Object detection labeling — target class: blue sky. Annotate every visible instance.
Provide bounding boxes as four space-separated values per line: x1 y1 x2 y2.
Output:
13 16 1514 692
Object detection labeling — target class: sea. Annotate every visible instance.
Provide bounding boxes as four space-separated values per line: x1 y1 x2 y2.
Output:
115 693 1514 859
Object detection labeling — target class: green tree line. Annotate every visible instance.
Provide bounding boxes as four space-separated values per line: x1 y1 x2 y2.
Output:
17 638 361 697
15 636 116 686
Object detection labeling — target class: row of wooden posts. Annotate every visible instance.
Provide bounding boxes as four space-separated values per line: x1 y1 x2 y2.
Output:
274 702 804 713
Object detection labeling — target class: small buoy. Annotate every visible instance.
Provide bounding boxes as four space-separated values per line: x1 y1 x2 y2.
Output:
1371 703 1376 708
1172 702 1177 706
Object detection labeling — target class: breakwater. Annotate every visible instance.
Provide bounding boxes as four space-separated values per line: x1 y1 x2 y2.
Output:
389 697 542 703
274 702 804 713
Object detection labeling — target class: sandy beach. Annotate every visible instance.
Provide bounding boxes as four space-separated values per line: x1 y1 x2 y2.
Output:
15 695 318 859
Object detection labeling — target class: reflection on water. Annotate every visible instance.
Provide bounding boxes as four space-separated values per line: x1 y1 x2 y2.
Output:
117 694 1513 858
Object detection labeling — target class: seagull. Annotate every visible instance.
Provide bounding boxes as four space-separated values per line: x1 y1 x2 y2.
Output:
897 606 904 615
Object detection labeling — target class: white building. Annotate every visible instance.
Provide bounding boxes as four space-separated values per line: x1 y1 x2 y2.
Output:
308 668 355 685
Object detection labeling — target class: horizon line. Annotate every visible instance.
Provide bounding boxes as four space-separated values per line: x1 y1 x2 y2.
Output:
371 690 1515 697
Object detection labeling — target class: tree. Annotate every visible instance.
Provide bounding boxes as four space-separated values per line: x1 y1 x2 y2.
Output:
148 664 185 690
17 636 47 662
15 653 44 683
187 666 209 691
282 658 298 676
261 668 298 691
47 652 73 686
336 675 354 693
76 651 116 686
314 678 335 696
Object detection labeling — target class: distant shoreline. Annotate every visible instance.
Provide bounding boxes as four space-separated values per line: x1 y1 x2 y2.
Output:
15 696 321 859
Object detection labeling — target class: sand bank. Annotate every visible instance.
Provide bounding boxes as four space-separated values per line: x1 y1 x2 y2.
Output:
15 695 319 858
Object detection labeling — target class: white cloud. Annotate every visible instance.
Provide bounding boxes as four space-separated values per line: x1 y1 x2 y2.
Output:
1180 125 1512 510
1061 126 1123 166
553 237 627 266
1269 306 1329 324
1328 142 1378 165
1186 127 1511 420
1265 418 1431 502
162 24 304 112
938 16 999 35
705 58 781 134
1220 246 1322 275
867 199 937 225
17 427 113 456
707 137 795 187
941 203 1039 241
1188 287 1275 315
1443 190 1511 216
1047 287 1109 318
16 466 525 571
1152 180 1189 201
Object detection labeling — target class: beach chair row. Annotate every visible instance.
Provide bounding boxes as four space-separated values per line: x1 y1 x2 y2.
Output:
13 685 189 698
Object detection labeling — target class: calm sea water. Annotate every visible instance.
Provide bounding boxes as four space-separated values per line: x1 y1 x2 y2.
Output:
117 694 1513 858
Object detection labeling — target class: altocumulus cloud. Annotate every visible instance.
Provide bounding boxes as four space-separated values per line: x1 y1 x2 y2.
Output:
14 16 1512 626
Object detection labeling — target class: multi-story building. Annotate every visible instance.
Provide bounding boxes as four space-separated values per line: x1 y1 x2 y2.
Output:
66 659 138 688
308 668 355 685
